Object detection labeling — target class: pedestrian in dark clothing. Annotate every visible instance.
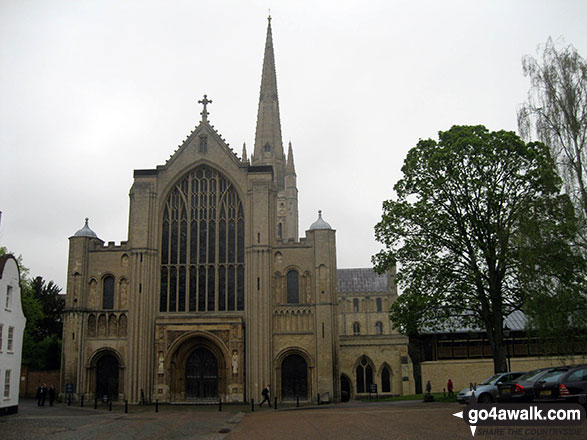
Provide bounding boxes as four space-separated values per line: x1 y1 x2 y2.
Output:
260 385 271 407
36 385 43 406
425 380 431 394
48 385 56 406
38 383 47 407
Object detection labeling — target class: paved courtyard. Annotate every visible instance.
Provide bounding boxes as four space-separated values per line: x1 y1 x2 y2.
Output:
1 399 585 440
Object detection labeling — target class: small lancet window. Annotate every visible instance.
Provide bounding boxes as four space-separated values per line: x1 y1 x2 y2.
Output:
264 143 271 152
103 276 115 310
199 135 208 153
287 270 299 304
375 321 383 335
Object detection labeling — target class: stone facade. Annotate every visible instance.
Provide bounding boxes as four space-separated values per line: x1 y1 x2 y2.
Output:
60 18 414 404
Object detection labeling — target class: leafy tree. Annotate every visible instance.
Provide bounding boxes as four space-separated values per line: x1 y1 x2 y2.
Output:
518 38 587 227
30 276 64 340
373 125 585 373
0 247 64 369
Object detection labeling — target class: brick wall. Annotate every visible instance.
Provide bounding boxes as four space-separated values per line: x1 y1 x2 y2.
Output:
19 365 61 398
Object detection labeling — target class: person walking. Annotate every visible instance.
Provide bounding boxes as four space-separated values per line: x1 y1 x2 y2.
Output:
425 380 431 394
36 384 43 406
48 384 56 406
260 385 271 407
39 383 47 407
447 379 453 397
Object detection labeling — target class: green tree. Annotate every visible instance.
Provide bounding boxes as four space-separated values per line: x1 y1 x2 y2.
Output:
0 247 64 369
518 38 587 227
373 125 585 373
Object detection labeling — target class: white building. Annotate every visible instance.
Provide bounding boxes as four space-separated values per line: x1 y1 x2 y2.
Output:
0 254 26 415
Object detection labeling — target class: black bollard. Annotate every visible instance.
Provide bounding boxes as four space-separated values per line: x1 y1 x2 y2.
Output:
68 394 72 406
318 393 320 405
218 397 222 412
274 397 277 410
109 400 112 411
125 400 128 414
81 395 84 407
296 395 299 407
155 399 159 412
251 398 254 412
94 397 98 409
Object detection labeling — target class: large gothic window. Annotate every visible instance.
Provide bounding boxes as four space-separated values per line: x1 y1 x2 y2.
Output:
160 166 245 312
356 357 373 393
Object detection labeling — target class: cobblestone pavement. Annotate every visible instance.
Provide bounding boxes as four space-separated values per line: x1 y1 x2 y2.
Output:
3 399 586 440
227 401 587 440
0 399 246 440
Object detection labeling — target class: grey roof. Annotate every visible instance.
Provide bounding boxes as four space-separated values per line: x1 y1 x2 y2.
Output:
309 210 332 230
337 268 388 294
74 218 98 238
420 310 529 334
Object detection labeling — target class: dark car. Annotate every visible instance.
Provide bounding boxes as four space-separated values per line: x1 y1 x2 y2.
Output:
533 364 587 405
497 367 559 402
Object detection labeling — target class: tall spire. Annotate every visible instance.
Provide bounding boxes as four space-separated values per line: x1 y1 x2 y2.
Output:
252 15 285 187
286 141 296 175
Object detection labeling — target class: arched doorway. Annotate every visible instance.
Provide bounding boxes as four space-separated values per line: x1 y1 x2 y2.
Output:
281 354 307 401
96 354 119 400
340 375 351 402
185 347 218 400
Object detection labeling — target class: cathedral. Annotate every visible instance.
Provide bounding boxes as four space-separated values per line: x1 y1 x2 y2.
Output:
61 17 414 404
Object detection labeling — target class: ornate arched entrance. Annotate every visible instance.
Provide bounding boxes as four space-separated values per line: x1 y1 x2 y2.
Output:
96 354 119 400
281 354 308 401
166 331 229 403
185 347 218 399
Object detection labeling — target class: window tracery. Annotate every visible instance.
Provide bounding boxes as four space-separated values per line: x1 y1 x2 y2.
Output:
160 166 245 312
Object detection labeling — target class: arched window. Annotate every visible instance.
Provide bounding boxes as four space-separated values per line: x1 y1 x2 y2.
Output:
353 298 359 313
382 366 392 393
375 321 383 335
287 270 299 304
376 297 382 312
356 357 373 393
103 276 114 310
160 166 245 312
353 322 360 335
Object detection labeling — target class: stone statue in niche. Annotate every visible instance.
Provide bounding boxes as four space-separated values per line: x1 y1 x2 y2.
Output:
232 350 239 375
89 279 98 308
158 352 165 374
120 279 128 309
305 273 312 303
273 273 281 302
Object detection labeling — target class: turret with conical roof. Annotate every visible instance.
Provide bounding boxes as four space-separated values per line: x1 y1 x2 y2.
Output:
251 15 286 188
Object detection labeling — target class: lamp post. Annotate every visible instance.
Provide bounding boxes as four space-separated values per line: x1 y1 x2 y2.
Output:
503 325 511 372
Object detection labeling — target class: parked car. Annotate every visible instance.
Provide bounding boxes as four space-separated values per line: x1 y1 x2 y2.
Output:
457 372 526 404
533 364 587 405
497 367 559 403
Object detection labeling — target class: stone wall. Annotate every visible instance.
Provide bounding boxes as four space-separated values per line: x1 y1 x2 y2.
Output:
421 355 587 394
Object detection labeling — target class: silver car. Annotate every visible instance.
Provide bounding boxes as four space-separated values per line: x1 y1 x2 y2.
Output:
457 372 526 404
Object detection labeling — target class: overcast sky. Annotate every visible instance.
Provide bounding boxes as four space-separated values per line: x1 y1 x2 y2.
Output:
1 0 587 291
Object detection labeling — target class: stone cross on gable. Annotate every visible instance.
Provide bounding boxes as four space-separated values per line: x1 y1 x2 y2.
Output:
198 94 212 122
